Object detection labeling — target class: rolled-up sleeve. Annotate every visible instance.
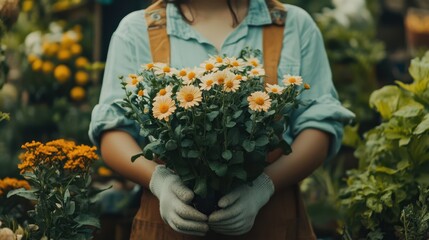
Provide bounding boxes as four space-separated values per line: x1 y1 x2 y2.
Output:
89 19 143 148
282 9 355 160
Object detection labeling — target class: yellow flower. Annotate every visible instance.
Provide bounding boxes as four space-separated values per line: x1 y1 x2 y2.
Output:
155 85 173 99
177 85 202 109
225 57 246 70
152 95 176 121
31 59 43 71
75 71 89 85
176 68 188 78
61 34 75 47
70 43 82 55
234 74 247 81
137 89 144 97
75 57 89 68
127 74 143 86
265 83 284 94
0 177 31 197
199 73 215 91
57 49 71 61
54 65 71 83
154 63 174 76
22 0 33 12
249 67 265 78
282 74 303 86
70 86 86 101
42 61 54 74
304 83 311 90
64 145 99 170
247 57 261 67
98 166 113 177
27 54 38 63
223 78 240 92
43 43 60 56
213 70 234 86
142 63 155 70
247 91 271 112
200 60 218 72
182 68 203 85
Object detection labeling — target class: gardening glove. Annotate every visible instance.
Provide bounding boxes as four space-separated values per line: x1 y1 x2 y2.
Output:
208 173 274 235
149 165 209 236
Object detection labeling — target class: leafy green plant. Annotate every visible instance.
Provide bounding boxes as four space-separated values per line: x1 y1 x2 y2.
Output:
339 52 429 239
8 139 101 240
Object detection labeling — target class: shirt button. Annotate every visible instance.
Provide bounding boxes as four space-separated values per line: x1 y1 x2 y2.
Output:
151 12 161 21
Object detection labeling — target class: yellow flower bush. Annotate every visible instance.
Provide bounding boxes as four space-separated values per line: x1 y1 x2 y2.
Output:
10 139 101 239
23 22 99 103
0 177 30 197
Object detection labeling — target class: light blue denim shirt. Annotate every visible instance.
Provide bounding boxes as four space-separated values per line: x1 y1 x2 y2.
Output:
89 0 355 160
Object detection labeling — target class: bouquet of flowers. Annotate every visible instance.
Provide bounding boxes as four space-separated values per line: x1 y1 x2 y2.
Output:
121 49 309 206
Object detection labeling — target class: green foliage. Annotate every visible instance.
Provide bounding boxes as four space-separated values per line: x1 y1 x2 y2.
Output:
339 52 429 239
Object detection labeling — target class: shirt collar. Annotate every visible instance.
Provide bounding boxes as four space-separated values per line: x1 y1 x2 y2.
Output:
166 0 272 39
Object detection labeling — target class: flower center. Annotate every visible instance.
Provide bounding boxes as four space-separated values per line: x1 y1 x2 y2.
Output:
216 57 223 63
188 72 196 79
163 66 171 73
179 70 187 76
232 61 239 67
159 104 169 113
159 89 167 95
205 63 214 71
132 78 138 85
217 77 225 84
146 63 154 69
251 69 259 75
184 93 194 102
226 81 234 88
206 80 213 86
255 97 265 106
272 88 278 93
289 77 296 83
138 90 144 96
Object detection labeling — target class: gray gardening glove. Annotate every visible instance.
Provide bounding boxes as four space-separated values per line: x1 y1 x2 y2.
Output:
208 173 274 235
149 165 209 236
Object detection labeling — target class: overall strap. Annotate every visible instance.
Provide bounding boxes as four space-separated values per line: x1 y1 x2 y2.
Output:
144 0 287 85
263 0 287 85
144 0 170 64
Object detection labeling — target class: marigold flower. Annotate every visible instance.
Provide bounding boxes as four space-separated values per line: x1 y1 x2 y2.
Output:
265 83 284 94
42 61 54 74
282 74 303 86
70 86 86 101
247 91 271 112
177 85 202 109
152 95 177 121
75 56 89 68
31 59 43 72
0 177 31 197
75 71 89 85
54 65 71 83
57 49 72 61
70 43 82 55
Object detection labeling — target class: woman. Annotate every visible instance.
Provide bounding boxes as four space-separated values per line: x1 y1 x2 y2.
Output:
89 0 355 239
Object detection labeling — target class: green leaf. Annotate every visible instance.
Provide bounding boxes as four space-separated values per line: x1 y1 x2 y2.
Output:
414 113 429 135
226 121 236 128
193 177 207 198
393 105 423 118
181 139 193 147
205 132 217 146
230 151 244 164
7 188 38 201
66 201 76 215
230 168 247 181
165 139 178 151
131 153 145 162
222 150 232 160
207 111 220 121
209 161 228 177
242 139 255 152
74 215 101 228
232 110 243 119
188 150 200 158
255 135 269 147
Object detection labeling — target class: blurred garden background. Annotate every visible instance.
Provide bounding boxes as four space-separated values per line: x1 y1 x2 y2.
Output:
0 0 429 239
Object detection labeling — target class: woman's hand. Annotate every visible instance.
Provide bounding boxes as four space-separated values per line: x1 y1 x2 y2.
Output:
150 165 209 236
208 173 274 235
